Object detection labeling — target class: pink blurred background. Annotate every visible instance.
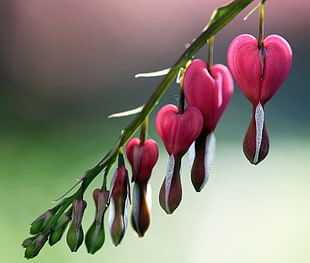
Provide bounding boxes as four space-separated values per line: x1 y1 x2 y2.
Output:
1 0 309 123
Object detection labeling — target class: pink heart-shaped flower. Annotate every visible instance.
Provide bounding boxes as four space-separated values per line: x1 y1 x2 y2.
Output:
155 104 203 157
227 34 292 105
126 138 159 183
183 59 234 134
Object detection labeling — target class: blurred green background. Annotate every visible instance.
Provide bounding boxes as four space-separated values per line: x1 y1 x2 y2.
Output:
1 0 309 262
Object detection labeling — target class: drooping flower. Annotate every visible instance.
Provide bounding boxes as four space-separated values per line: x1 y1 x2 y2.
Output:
108 164 130 246
183 59 234 191
227 34 292 164
126 138 158 237
126 138 159 184
156 104 203 214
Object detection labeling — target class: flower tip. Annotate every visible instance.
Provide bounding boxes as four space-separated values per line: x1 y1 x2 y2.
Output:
243 108 269 165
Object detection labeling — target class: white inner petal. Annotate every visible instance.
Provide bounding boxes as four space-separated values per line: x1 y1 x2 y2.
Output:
108 198 115 235
202 132 216 191
132 184 140 233
165 154 175 214
123 197 129 237
254 103 264 164
187 142 195 171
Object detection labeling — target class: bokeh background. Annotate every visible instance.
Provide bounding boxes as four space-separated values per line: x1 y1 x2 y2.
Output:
1 0 309 262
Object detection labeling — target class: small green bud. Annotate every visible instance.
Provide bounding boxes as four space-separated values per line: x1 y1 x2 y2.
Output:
85 222 105 254
85 189 109 254
30 209 54 235
66 199 87 252
66 223 84 252
23 233 48 259
49 211 71 246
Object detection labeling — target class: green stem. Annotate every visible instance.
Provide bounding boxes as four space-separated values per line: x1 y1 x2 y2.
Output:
207 36 215 72
139 117 148 145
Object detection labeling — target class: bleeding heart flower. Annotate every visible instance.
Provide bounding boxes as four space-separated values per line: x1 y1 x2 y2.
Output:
156 104 203 214
227 34 292 105
183 59 233 191
227 34 292 164
184 59 234 133
156 104 203 157
126 138 159 183
126 138 158 237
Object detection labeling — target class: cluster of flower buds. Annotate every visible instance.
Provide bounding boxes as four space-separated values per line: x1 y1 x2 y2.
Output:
22 136 159 258
227 34 292 164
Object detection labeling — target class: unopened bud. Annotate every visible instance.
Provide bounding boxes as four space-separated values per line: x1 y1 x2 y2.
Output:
23 233 48 259
66 199 87 252
30 209 54 235
85 189 109 254
108 166 130 246
49 210 72 246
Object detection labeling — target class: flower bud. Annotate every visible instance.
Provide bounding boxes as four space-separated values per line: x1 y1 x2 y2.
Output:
126 138 159 183
49 210 71 246
108 166 130 246
23 233 48 259
85 189 109 254
66 199 87 252
30 209 54 235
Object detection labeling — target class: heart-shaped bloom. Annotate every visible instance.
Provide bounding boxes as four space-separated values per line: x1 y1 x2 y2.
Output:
183 59 233 191
126 138 159 183
227 34 292 164
156 104 203 213
184 59 234 134
156 104 203 157
227 34 292 106
108 165 130 246
126 138 159 237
